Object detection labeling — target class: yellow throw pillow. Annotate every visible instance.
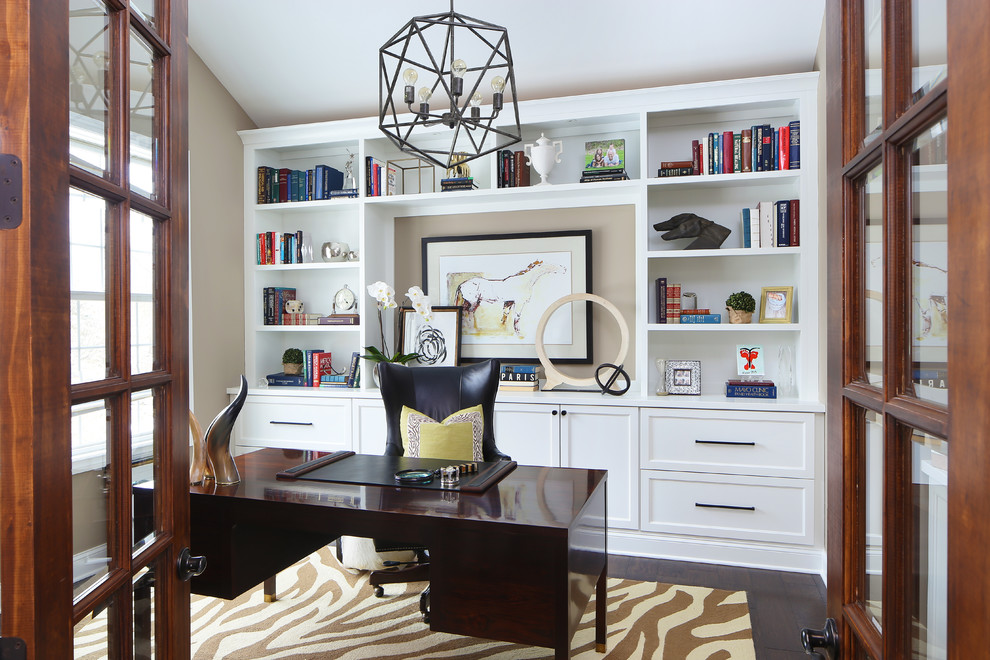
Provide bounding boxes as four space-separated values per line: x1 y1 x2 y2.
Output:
400 404 484 461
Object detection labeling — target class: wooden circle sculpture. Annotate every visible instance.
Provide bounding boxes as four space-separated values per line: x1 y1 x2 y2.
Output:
535 293 629 391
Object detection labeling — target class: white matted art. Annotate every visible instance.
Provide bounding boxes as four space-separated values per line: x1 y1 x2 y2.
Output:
422 230 592 363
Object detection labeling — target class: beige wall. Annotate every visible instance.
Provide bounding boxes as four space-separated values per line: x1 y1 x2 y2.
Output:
393 206 637 381
188 49 255 422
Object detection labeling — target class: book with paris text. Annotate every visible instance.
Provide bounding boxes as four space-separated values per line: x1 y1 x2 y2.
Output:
311 352 333 387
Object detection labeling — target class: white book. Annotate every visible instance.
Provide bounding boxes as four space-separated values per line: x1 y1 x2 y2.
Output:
758 201 776 248
749 207 760 248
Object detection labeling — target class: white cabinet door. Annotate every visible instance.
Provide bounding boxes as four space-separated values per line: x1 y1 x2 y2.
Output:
492 402 559 467
237 395 351 452
560 405 639 530
352 398 387 456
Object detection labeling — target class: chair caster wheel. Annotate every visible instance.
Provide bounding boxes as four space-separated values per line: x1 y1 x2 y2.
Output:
422 613 430 624
373 586 385 598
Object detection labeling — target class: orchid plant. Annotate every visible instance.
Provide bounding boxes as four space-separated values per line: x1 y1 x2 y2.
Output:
362 281 433 364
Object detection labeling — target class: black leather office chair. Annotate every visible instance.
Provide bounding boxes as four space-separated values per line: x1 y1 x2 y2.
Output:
370 358 509 621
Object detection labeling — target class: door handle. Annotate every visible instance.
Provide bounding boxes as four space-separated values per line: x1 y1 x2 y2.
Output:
800 618 839 659
176 547 207 581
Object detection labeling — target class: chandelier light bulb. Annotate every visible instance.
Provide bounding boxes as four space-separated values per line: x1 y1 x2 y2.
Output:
470 92 482 107
402 68 418 85
451 59 467 78
490 75 506 93
418 87 433 103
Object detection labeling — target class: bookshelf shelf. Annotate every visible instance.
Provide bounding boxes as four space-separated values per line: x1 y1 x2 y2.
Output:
646 323 798 332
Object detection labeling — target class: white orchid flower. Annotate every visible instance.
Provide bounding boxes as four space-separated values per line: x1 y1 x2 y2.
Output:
367 281 396 310
407 286 432 322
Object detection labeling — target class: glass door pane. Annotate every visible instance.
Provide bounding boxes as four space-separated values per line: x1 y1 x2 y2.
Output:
863 0 884 144
908 118 948 406
910 427 948 659
911 0 947 102
69 0 111 177
861 163 884 387
71 400 112 601
130 0 156 28
131 389 157 553
128 30 157 199
130 211 157 374
863 408 884 631
70 188 110 383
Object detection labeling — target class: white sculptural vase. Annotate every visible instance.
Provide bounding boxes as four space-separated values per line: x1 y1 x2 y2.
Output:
524 133 563 186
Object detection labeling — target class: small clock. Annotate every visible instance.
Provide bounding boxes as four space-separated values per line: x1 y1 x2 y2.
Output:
332 284 356 315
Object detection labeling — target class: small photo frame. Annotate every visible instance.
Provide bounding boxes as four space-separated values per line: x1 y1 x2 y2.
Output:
665 359 701 395
584 138 625 171
736 345 765 376
759 286 794 323
397 306 462 367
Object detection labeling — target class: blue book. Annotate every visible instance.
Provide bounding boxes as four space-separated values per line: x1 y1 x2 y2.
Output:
775 200 791 247
266 372 307 387
679 314 722 324
788 120 800 169
502 364 540 373
741 209 752 248
725 383 777 398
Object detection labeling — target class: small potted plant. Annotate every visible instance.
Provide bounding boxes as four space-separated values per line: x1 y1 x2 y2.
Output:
725 291 756 324
282 348 304 375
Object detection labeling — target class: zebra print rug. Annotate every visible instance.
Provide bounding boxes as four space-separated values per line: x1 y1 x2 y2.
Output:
78 546 756 659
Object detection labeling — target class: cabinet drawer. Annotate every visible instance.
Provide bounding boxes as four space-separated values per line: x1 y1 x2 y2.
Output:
641 409 815 478
641 471 814 545
237 396 350 451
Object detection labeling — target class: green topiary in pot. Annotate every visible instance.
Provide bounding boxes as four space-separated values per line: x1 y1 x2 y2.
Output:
282 347 304 375
725 291 756 324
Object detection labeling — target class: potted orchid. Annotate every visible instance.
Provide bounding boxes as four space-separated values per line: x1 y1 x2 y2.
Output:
362 281 433 368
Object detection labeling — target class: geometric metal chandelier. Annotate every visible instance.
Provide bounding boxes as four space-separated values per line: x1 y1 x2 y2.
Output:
379 1 522 170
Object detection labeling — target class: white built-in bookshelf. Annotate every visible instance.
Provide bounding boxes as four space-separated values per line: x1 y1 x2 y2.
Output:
236 73 827 573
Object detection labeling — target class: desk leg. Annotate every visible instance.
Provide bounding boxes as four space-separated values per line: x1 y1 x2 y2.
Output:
595 565 607 653
263 576 277 603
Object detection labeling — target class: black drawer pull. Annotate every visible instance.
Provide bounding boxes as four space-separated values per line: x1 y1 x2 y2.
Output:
695 502 756 511
269 420 314 426
694 440 756 446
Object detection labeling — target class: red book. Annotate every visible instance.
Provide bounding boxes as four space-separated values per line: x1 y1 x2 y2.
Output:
312 351 333 387
789 199 800 247
659 160 693 169
778 126 790 170
721 131 734 174
727 379 775 386
680 309 712 315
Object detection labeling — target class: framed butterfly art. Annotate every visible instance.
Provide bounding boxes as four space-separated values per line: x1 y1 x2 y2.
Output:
736 345 765 376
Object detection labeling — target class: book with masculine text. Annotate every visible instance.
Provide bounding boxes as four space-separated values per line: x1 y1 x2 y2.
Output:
788 120 800 169
789 199 800 247
775 200 791 247
679 313 722 324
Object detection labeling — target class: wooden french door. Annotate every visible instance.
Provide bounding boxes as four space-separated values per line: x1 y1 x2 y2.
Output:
823 0 990 658
0 0 190 657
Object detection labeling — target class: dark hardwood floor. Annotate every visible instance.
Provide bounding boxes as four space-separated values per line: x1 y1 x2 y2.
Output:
609 554 826 658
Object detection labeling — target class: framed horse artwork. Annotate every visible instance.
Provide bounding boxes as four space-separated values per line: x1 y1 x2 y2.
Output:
422 230 593 363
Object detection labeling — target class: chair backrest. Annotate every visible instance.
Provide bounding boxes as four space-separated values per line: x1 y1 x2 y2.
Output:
377 359 508 461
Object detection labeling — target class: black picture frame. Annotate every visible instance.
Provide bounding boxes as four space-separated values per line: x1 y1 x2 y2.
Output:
422 230 593 364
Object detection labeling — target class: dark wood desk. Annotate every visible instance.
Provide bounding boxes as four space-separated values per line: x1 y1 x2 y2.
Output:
190 448 607 659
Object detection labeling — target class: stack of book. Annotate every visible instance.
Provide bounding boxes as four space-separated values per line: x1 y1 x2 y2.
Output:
440 177 477 192
657 159 697 177
496 149 530 188
579 168 629 183
499 364 541 392
282 312 322 326
740 199 800 248
256 164 345 203
654 120 800 179
724 379 777 399
653 279 682 324
263 287 296 325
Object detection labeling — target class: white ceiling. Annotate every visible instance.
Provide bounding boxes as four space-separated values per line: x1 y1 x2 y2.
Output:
189 1 826 129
